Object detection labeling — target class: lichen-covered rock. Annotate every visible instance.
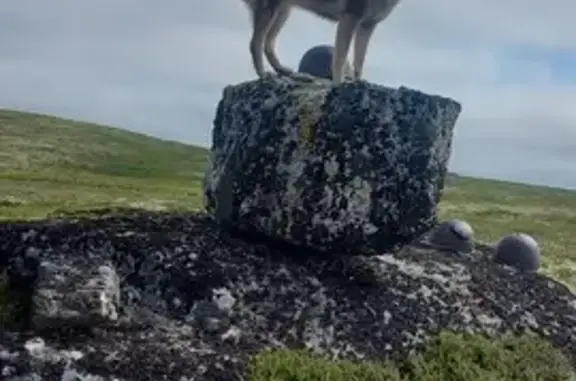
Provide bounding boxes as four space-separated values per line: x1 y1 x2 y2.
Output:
1 212 575 380
203 74 462 255
32 258 120 330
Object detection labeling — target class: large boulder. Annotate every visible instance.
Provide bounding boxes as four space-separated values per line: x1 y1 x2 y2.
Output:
203 74 462 255
0 212 575 380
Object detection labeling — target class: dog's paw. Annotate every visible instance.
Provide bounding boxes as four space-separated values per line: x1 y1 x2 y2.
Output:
273 65 294 76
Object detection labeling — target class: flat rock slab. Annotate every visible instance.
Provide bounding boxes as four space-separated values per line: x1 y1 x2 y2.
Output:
32 258 120 330
1 212 575 381
203 74 462 255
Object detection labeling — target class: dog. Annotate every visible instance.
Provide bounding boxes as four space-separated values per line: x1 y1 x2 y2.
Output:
241 0 401 84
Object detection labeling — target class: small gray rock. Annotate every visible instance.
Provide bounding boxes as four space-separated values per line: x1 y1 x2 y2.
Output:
32 260 121 330
297 45 352 80
429 219 474 252
494 233 540 272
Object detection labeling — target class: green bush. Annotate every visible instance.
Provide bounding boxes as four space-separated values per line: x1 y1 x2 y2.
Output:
248 331 575 381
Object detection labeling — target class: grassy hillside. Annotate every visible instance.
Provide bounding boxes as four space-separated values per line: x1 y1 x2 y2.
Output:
1 109 576 380
0 109 207 218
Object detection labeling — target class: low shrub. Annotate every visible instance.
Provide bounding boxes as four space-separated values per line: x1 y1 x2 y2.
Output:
248 331 575 381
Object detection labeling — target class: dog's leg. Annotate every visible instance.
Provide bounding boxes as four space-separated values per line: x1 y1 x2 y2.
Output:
332 14 360 84
352 1 400 80
264 4 293 76
352 21 377 80
248 1 279 78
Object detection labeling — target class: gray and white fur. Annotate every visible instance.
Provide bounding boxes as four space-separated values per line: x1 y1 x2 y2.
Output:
241 0 401 84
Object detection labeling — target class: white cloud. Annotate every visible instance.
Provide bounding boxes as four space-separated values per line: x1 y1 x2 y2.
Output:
0 0 575 188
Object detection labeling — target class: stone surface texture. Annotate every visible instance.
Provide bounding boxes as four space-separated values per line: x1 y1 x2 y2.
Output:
495 233 541 272
203 74 462 255
429 219 474 253
297 44 352 80
1 212 576 380
32 258 120 330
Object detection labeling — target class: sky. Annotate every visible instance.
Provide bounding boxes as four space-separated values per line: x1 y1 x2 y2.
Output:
1 0 575 188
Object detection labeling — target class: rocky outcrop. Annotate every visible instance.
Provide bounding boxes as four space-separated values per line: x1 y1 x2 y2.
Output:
203 74 462 255
1 211 575 380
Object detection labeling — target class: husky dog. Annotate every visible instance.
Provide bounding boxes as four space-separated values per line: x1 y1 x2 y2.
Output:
241 0 401 84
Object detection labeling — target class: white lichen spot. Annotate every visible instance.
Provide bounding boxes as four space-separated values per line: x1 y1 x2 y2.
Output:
61 368 105 381
307 276 322 287
401 330 428 348
212 288 236 312
221 325 242 343
359 144 372 160
475 313 503 334
417 285 434 300
377 255 427 277
405 292 418 300
24 338 48 360
262 96 279 110
239 185 264 214
115 231 136 237
276 265 292 279
456 304 475 324
520 311 540 329
324 155 340 178
303 319 335 352
316 176 377 236
24 337 85 370
348 176 371 212
341 343 365 360
319 184 335 209
383 310 392 325
273 150 311 238
376 255 472 296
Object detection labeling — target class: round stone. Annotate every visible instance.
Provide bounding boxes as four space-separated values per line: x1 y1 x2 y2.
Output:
494 233 540 272
429 219 474 252
297 44 352 80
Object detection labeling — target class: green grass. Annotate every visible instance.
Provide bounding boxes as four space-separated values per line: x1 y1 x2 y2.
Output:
0 109 206 219
1 108 575 380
